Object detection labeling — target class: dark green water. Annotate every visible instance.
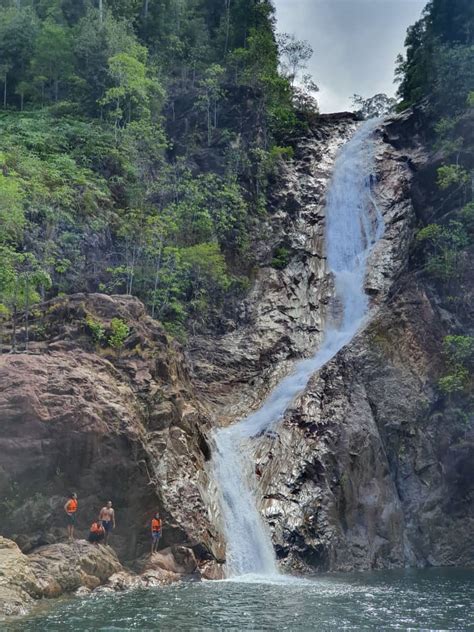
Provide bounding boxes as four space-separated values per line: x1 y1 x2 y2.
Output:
7 569 474 631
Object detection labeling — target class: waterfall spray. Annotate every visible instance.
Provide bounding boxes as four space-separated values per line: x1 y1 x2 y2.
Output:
212 119 384 578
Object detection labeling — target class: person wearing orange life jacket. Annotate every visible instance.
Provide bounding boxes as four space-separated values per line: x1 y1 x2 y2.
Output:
64 492 78 541
88 520 105 545
151 512 162 554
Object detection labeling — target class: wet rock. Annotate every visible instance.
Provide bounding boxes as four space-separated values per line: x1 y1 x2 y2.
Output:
140 568 182 586
103 571 143 592
0 538 39 618
138 545 198 575
192 110 472 572
0 538 124 617
74 586 91 597
199 560 226 580
28 540 123 597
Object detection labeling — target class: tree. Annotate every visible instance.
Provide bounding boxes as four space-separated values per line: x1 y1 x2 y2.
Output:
394 0 474 115
0 248 51 351
99 44 162 136
30 20 74 102
416 220 469 283
196 63 225 146
277 33 313 86
292 73 319 114
352 93 396 119
0 6 38 108
0 173 25 245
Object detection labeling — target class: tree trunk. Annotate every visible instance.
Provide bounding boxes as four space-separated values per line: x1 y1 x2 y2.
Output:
11 308 17 353
143 0 149 19
25 275 29 352
224 0 231 55
99 0 104 24
207 98 211 146
3 73 7 109
151 240 163 319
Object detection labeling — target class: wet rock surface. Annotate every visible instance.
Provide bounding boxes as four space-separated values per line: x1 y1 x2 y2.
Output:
0 538 122 617
256 280 473 571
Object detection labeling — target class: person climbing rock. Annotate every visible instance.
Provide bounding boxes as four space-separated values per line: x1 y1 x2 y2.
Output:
88 520 105 545
64 492 78 541
151 512 162 554
99 500 116 545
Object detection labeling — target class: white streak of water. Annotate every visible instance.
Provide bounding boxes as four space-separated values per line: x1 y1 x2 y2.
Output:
212 119 384 578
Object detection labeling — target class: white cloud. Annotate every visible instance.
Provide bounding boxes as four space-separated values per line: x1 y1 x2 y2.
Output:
274 0 427 112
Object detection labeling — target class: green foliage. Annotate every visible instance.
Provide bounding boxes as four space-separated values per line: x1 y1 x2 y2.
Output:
439 335 474 395
460 202 474 230
351 93 396 119
395 1 474 116
271 246 291 270
416 220 469 283
436 165 470 190
0 0 306 336
443 335 474 368
85 316 105 343
438 367 469 395
108 317 129 348
0 173 25 244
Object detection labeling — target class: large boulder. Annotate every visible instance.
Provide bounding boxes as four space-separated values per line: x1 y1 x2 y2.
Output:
0 537 40 617
0 293 220 563
138 545 198 575
28 540 123 597
0 538 123 618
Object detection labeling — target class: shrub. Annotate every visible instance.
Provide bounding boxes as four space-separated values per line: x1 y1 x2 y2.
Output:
271 246 291 270
108 317 129 349
85 316 105 342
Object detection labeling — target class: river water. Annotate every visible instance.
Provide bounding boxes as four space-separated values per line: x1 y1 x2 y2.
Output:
8 568 474 631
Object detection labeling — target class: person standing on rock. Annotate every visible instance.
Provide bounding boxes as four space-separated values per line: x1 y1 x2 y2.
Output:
151 512 162 554
64 492 78 541
99 501 116 545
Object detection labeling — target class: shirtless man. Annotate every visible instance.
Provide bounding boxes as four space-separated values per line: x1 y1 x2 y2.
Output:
99 501 116 545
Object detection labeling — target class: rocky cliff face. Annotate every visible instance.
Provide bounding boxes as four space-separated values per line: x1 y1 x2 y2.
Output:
192 110 473 572
190 114 360 423
0 293 222 564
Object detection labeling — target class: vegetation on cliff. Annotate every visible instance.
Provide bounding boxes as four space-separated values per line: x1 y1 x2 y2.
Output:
0 0 317 340
396 0 474 397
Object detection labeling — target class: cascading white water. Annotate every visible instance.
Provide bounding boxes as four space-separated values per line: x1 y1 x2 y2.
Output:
212 119 384 578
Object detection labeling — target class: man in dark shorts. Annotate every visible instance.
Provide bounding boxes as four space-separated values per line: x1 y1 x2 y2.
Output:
99 500 115 545
151 512 162 554
64 492 78 541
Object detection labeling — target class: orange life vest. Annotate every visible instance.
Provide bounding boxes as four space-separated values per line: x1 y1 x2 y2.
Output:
151 518 162 532
66 499 78 513
91 522 104 534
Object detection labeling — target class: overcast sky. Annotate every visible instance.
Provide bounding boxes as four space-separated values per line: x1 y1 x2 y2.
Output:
273 0 427 112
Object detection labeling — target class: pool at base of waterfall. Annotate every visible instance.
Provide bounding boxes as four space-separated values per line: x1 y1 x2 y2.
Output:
7 568 473 631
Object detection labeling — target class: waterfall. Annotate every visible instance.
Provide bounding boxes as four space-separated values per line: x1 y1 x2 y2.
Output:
212 119 384 578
